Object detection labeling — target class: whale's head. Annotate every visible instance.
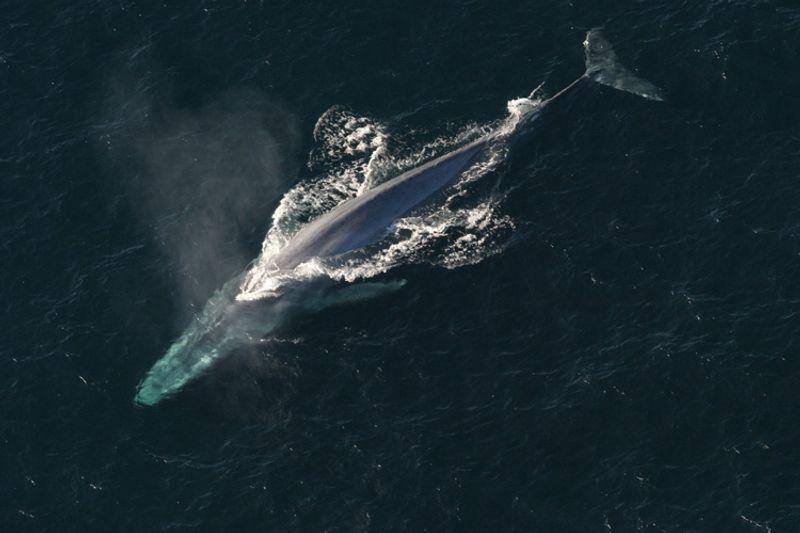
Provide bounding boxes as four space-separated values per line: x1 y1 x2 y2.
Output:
133 274 392 406
134 328 225 406
134 279 272 407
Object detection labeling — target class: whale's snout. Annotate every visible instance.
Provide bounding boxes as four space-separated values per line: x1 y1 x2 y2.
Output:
134 377 165 407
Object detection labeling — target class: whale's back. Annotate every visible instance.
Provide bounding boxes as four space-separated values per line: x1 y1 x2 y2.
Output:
272 136 490 270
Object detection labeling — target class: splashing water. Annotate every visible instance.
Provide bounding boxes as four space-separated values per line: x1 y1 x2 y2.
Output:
236 93 544 302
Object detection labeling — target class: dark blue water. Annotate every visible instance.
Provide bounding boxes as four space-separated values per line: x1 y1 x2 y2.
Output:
4 1 800 530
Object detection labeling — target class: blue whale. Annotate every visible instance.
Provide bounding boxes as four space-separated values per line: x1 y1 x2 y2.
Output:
134 30 662 406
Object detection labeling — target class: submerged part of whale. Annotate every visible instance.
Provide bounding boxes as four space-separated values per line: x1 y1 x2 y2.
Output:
134 30 662 406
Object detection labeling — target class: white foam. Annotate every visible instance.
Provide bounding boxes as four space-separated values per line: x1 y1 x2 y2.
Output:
236 94 543 302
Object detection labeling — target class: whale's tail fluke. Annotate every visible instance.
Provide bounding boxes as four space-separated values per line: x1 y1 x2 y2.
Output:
583 29 664 101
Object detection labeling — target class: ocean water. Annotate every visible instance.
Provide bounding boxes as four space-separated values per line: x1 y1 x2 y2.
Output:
3 1 800 530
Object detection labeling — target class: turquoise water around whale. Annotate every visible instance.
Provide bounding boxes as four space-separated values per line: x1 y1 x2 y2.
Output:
3 1 800 531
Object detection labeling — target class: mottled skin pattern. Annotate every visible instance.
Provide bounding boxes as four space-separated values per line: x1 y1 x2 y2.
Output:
271 136 492 270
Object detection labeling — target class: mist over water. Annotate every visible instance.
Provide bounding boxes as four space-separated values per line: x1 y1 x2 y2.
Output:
101 76 301 309
4 1 800 531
